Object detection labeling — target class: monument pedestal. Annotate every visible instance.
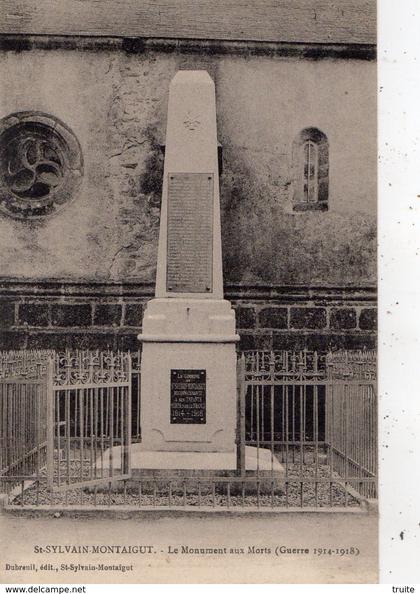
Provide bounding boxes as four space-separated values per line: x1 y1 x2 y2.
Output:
98 444 285 478
139 298 239 452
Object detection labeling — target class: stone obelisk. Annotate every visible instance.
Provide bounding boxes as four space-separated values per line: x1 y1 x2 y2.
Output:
138 70 239 454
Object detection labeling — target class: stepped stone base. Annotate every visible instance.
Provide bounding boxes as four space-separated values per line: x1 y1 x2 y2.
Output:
97 444 285 477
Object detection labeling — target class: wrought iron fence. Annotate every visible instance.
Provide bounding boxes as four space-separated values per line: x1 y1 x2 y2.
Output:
131 350 141 441
0 350 51 498
48 350 132 491
237 350 377 505
0 350 134 497
0 348 377 510
325 350 377 499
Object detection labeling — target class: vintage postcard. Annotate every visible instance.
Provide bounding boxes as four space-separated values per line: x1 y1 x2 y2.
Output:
0 0 407 586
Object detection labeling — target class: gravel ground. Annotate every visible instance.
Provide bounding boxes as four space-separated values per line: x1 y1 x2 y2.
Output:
11 458 360 508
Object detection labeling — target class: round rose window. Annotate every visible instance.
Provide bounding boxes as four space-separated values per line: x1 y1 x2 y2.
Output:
0 112 83 219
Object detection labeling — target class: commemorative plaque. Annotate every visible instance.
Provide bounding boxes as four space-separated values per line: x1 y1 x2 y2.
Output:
167 173 213 294
170 369 206 424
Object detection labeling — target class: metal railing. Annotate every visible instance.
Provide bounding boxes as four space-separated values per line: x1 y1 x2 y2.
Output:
0 350 50 498
48 350 132 491
131 350 141 441
236 350 377 505
325 350 377 499
0 348 377 510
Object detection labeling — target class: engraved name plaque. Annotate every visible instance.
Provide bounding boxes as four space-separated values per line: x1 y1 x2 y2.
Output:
167 173 213 293
170 369 206 424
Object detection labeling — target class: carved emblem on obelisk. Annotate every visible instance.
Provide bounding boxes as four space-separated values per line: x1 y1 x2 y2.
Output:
183 111 201 131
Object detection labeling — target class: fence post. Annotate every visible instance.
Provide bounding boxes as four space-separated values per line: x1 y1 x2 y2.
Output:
46 357 54 490
122 353 132 476
236 354 246 476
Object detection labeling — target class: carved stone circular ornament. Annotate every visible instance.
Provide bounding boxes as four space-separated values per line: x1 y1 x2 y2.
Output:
0 112 83 219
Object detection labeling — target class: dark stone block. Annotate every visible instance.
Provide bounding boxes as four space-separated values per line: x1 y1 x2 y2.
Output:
239 332 272 352
359 308 377 330
26 333 69 351
290 307 327 330
93 304 122 327
239 333 257 351
272 332 376 352
258 307 288 329
316 334 356 351
272 333 329 351
115 334 141 353
272 333 307 351
330 308 357 330
0 330 27 350
0 301 15 327
300 334 331 351
18 303 49 327
319 333 376 351
51 304 92 327
124 303 143 327
67 333 116 351
27 332 118 351
236 307 256 329
334 334 377 350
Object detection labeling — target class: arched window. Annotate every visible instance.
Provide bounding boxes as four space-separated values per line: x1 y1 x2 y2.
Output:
293 128 328 211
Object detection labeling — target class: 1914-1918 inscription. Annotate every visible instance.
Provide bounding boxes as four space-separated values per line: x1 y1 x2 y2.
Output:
170 369 206 424
167 173 213 293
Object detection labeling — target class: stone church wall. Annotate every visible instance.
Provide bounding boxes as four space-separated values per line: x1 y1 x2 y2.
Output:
0 43 376 351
